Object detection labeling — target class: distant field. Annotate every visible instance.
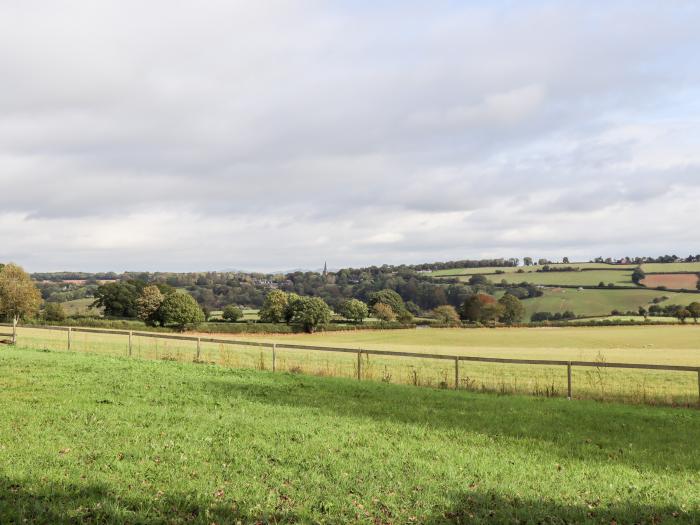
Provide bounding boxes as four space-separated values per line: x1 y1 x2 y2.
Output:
429 262 635 277
642 262 700 273
468 269 635 287
642 273 699 290
518 288 699 318
58 297 99 316
3 348 699 523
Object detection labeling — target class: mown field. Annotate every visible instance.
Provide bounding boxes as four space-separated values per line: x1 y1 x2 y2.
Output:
641 262 700 273
13 324 700 406
1 347 699 524
515 288 699 318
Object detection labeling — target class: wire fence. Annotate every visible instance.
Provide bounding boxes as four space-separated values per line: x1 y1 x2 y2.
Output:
4 324 700 407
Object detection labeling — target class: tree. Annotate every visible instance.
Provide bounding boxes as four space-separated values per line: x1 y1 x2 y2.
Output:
259 290 289 323
632 267 646 285
480 303 505 324
498 293 525 324
222 305 244 322
136 285 165 326
92 280 144 317
688 302 700 323
367 289 406 317
43 302 66 322
336 299 368 323
159 293 205 330
562 257 570 264
372 303 396 322
523 257 533 266
291 296 332 333
676 308 691 324
468 274 489 286
284 293 302 324
0 263 42 344
432 305 460 326
638 306 648 320
461 293 496 323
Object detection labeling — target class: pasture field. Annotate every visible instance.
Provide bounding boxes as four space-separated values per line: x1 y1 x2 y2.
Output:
465 270 635 287
59 298 100 316
13 324 700 405
642 262 700 273
1 347 699 524
429 262 635 277
642 273 699 290
517 288 699 318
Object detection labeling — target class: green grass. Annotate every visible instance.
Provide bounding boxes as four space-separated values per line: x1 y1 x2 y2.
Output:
518 288 700 318
13 324 700 406
59 298 100 316
1 347 699 524
429 263 636 277
642 262 700 273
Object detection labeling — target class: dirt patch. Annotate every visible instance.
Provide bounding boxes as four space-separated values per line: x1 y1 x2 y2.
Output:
641 273 699 290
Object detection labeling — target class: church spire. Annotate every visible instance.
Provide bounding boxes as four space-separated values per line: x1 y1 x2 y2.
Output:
322 261 328 277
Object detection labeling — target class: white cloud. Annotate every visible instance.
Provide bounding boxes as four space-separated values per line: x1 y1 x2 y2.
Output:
0 1 699 271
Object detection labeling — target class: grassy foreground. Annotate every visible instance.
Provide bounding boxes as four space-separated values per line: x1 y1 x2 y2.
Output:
1 347 699 524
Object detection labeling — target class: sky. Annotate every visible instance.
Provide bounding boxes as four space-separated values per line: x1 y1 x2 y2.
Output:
1 1 699 272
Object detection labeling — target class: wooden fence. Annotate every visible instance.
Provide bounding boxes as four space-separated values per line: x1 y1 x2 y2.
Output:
4 324 700 405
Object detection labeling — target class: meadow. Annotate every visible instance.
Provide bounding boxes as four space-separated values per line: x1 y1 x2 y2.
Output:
13 324 700 406
515 288 699 318
429 262 636 277
1 347 699 524
641 262 700 273
468 269 635 287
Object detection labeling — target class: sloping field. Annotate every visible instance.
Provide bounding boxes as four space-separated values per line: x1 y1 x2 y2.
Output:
642 262 700 273
518 288 699 317
642 273 699 290
430 263 635 277
1 348 699 523
469 269 635 287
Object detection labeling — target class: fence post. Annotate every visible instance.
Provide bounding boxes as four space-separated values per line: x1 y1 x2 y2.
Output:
67 327 72 351
697 369 700 407
12 317 17 345
357 351 362 380
454 357 459 390
128 331 133 357
567 362 572 400
272 343 276 372
196 337 201 361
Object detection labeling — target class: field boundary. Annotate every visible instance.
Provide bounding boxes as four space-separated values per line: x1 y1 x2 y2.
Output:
5 323 700 405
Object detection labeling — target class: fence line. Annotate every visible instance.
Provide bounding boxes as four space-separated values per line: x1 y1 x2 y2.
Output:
4 323 700 405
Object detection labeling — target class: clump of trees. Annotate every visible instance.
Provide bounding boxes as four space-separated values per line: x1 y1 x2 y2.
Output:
530 311 576 322
0 264 42 343
43 302 67 322
367 289 413 323
459 293 524 325
259 290 333 332
632 267 646 285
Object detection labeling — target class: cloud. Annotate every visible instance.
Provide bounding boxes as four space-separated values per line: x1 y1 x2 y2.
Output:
0 1 699 271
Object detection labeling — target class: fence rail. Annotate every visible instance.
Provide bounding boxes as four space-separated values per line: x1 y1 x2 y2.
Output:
4 323 700 405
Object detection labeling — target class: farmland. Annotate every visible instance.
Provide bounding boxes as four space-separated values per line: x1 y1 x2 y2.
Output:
464 269 635 287
512 287 700 318
429 262 636 277
642 262 700 273
642 273 699 290
1 347 699 524
12 324 700 405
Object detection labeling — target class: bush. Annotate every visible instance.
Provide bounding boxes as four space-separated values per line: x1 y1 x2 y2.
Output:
222 305 244 322
43 302 66 322
159 293 205 330
431 305 460 326
372 303 396 322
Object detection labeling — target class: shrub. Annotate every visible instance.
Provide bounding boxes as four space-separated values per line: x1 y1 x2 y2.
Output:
431 305 460 326
43 302 66 322
159 293 205 330
222 305 244 322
